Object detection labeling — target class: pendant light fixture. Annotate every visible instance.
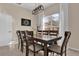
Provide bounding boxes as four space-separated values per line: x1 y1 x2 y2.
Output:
32 4 44 15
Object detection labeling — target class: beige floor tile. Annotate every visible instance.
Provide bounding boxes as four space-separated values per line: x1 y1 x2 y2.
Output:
0 45 79 56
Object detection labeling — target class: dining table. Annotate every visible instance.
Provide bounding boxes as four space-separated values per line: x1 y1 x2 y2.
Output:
26 34 62 56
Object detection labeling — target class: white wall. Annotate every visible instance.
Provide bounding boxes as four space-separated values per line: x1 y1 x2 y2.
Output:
68 3 79 50
0 3 37 43
44 3 60 16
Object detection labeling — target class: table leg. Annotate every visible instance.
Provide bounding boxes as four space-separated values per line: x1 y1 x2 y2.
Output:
44 43 48 56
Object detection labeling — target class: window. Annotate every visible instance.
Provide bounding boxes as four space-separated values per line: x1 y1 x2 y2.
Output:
42 13 60 30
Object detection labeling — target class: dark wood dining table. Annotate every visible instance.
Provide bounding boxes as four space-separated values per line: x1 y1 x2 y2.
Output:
26 35 62 56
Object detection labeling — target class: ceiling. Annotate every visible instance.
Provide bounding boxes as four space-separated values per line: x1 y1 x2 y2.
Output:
15 3 54 11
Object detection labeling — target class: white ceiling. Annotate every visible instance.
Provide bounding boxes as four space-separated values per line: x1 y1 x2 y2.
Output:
15 3 54 11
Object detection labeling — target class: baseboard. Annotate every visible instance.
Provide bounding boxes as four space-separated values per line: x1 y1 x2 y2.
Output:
68 47 79 52
9 41 18 44
8 41 18 48
0 44 9 47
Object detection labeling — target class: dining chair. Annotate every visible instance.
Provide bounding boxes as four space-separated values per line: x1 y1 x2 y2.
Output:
20 30 43 56
49 30 59 45
28 36 44 56
16 30 20 49
48 31 71 56
16 30 23 52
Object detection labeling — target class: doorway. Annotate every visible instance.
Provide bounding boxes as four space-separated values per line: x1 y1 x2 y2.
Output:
0 13 13 46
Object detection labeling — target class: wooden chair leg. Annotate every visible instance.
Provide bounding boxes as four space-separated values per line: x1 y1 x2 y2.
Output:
18 43 20 49
18 40 20 49
21 41 23 53
53 52 54 56
65 50 67 56
26 44 29 56
60 53 63 56
34 52 36 56
65 46 67 56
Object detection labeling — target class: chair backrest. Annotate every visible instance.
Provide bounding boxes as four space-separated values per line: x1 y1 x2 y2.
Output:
20 30 32 42
16 30 22 40
20 31 28 41
49 30 59 36
61 31 71 52
26 31 33 37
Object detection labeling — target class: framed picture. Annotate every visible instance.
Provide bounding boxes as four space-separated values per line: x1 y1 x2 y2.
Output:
21 18 31 26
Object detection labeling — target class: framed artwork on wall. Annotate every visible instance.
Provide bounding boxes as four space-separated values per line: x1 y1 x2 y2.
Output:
21 18 31 26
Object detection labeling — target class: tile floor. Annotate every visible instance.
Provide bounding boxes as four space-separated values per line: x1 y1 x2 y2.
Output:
0 45 79 56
